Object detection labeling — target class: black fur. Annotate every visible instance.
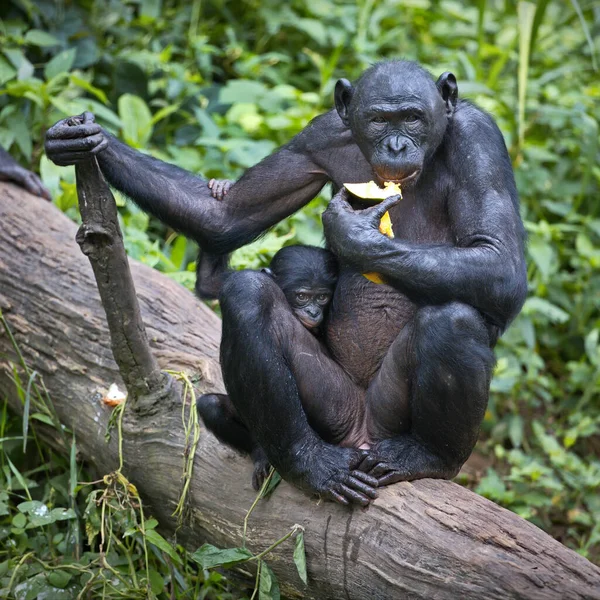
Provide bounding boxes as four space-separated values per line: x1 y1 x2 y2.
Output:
45 60 527 505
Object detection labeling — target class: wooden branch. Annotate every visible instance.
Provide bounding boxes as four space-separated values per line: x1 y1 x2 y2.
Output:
1 182 599 599
74 157 176 413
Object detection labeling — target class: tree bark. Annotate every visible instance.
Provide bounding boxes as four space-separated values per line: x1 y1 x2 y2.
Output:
1 181 599 600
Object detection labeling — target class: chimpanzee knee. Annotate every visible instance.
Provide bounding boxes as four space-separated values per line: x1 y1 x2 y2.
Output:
415 302 491 347
220 270 280 318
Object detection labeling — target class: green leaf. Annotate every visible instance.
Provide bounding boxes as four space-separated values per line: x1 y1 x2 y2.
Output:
219 80 268 105
45 48 77 80
145 529 182 564
30 412 55 426
18 500 45 514
25 29 60 47
118 93 153 147
7 455 32 499
0 56 17 86
191 544 253 569
148 568 164 594
522 297 569 324
70 75 109 104
23 370 37 453
517 2 536 148
293 531 308 585
508 414 524 449
527 236 556 280
12 512 27 529
584 329 599 366
47 570 72 589
259 561 280 600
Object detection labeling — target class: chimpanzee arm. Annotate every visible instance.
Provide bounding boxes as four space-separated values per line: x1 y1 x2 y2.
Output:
195 251 231 300
45 112 330 253
323 120 527 330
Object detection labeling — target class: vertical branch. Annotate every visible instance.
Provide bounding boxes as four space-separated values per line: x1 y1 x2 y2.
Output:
74 156 176 413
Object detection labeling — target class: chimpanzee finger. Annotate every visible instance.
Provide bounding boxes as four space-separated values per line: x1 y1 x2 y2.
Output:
328 490 350 506
46 134 106 153
347 474 378 499
24 173 51 201
329 187 354 212
377 470 406 486
338 484 372 506
46 122 103 141
208 178 216 189
81 111 96 124
367 462 394 478
350 470 379 489
363 194 401 222
356 454 380 472
50 151 103 166
90 137 109 155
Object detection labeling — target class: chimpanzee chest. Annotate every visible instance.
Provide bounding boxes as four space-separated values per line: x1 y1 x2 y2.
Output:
325 188 453 388
325 270 415 388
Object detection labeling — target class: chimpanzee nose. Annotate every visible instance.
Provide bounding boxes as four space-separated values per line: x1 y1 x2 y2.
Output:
387 136 407 155
307 307 320 318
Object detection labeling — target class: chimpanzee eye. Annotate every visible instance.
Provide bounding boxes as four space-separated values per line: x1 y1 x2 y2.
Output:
296 292 307 302
317 294 330 304
405 114 420 123
372 116 386 124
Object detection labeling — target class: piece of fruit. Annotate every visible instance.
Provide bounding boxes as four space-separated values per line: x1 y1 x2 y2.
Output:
378 210 394 238
343 180 402 285
102 383 127 407
344 180 402 200
362 272 386 284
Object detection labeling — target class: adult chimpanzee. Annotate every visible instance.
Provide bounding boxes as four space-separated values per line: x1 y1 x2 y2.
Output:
0 145 51 200
197 244 339 490
45 60 528 506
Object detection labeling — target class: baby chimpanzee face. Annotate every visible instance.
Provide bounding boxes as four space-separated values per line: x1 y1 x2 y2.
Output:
263 245 338 334
289 287 332 331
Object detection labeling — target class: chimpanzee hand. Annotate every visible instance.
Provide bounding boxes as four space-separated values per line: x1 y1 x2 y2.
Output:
322 188 401 265
45 112 109 166
0 161 51 200
208 178 233 201
283 440 378 506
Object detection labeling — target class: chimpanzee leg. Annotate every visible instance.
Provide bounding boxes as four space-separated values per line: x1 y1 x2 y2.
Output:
363 302 495 484
196 393 254 454
219 270 377 505
196 393 272 490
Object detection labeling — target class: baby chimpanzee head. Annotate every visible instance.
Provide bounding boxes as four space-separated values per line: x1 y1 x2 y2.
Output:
262 246 338 332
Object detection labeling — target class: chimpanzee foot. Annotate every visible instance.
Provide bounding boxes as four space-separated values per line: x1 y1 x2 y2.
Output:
251 447 272 491
358 437 460 486
208 178 233 201
0 165 51 200
286 443 378 506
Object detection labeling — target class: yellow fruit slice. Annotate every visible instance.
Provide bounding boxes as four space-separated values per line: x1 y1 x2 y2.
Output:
363 272 386 284
344 180 402 200
379 210 394 238
343 180 402 285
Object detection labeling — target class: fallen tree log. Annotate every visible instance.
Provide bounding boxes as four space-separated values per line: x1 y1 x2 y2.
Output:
1 181 599 600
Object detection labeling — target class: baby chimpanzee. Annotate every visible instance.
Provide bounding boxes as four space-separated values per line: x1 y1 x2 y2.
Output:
196 244 338 489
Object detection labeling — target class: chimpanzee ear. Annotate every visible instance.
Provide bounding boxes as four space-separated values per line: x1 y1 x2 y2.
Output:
261 267 274 278
435 72 458 116
334 79 354 127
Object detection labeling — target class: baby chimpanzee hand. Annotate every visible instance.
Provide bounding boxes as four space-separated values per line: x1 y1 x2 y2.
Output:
208 178 233 201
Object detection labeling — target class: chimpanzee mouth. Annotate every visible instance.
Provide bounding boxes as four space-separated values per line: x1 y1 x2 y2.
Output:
385 169 421 185
298 316 320 329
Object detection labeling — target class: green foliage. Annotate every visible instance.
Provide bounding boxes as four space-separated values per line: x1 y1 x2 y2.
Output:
0 0 598 569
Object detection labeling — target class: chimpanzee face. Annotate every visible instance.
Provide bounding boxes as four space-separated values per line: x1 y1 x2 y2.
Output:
334 61 457 188
289 287 332 330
